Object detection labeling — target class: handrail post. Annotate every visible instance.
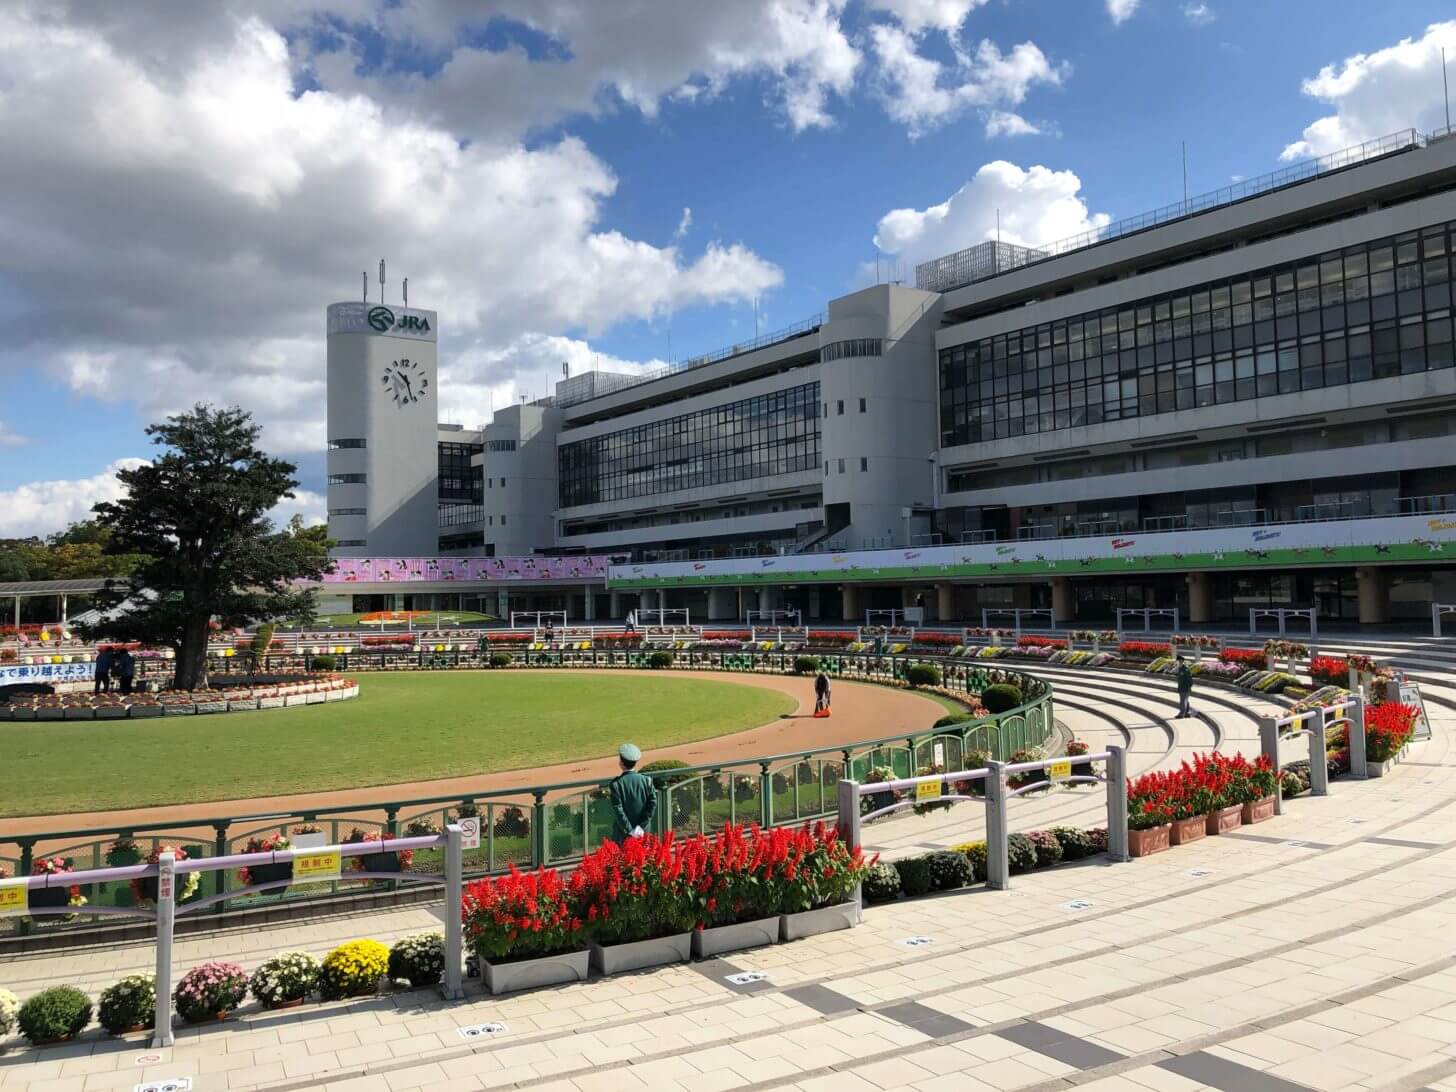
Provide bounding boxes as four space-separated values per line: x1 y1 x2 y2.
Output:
985 760 1009 890
531 791 547 867
759 761 773 828
1348 695 1367 779
1259 716 1282 816
1106 746 1129 862
211 823 228 914
837 779 863 918
1307 714 1329 797
442 825 464 1000
152 851 175 1047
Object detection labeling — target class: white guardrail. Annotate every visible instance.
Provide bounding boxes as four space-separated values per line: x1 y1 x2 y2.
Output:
1258 696 1365 812
837 747 1130 893
0 827 467 1046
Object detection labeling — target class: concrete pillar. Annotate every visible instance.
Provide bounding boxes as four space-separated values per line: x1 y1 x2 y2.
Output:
496 588 510 621
841 585 860 622
1050 577 1074 624
757 586 779 614
1187 572 1213 624
808 587 822 620
708 587 736 621
641 589 658 611
60 594 68 625
609 591 622 619
936 583 954 623
1357 567 1389 625
582 586 595 621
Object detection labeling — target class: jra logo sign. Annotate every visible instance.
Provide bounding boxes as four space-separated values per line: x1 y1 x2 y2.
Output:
367 306 431 334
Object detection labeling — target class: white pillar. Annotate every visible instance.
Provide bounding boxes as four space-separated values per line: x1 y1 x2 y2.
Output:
1050 577 1073 624
583 586 595 621
609 591 622 619
841 585 860 621
936 583 954 623
1357 568 1389 625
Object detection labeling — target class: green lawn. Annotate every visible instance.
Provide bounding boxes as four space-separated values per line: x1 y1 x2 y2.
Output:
1 672 796 817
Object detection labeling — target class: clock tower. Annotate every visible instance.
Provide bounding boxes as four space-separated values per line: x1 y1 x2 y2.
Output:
325 301 440 557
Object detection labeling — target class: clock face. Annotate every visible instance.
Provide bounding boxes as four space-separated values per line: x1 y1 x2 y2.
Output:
380 358 429 407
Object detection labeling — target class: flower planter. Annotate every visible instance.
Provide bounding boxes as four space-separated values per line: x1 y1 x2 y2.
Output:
481 948 590 995
95 706 127 719
63 707 95 720
1170 815 1207 846
357 851 400 874
1128 824 1171 858
247 862 293 888
1365 756 1398 778
28 886 71 910
589 932 692 975
780 900 860 942
267 997 305 1010
1205 804 1243 836
228 699 259 711
258 696 284 709
1241 796 1276 824
162 702 195 715
129 704 162 717
9 708 35 720
36 707 64 720
691 916 779 959
283 694 308 707
305 691 326 704
194 701 227 714
1070 760 1094 782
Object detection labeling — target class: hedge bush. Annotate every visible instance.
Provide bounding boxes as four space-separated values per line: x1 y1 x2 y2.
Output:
640 758 693 786
950 840 987 882
319 940 389 1000
1048 826 1097 861
98 974 154 1034
389 933 445 988
488 652 512 668
1006 832 1036 874
927 851 974 891
308 654 337 672
981 683 1024 713
793 655 820 675
933 711 973 728
862 861 902 904
1025 830 1064 868
893 856 933 897
904 663 942 688
17 986 92 1044
648 651 674 669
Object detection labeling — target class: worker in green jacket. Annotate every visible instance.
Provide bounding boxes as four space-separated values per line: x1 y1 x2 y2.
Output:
609 742 657 842
1176 655 1193 718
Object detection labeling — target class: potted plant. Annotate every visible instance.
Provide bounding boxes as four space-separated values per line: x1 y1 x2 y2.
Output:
774 822 869 941
1236 753 1278 824
1193 754 1244 836
1168 761 1209 846
238 832 293 889
1066 739 1093 781
98 974 155 1034
687 824 784 958
27 856 81 912
343 827 415 875
389 933 445 988
249 952 319 1009
16 986 92 1045
1365 702 1419 777
1125 772 1175 857
104 838 142 867
461 865 588 994
1007 747 1047 792
173 962 247 1023
576 833 698 975
0 986 17 1041
319 940 390 999
129 845 200 907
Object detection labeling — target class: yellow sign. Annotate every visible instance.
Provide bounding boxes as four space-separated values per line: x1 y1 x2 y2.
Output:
916 779 942 801
1050 760 1072 781
0 879 27 917
292 849 341 883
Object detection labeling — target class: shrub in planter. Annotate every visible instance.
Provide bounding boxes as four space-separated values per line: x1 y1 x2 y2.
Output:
1048 826 1096 861
640 758 693 787
238 832 292 888
647 651 674 669
1281 764 1311 798
1025 830 1064 868
575 832 699 944
0 986 17 1038
130 845 200 907
859 765 902 817
173 962 247 1023
389 933 445 988
927 850 974 891
318 940 390 1000
98 974 155 1034
403 816 442 837
492 807 529 838
17 986 91 1044
1006 833 1036 874
343 828 415 874
904 663 941 689
1365 702 1418 763
981 683 1023 713
893 855 934 897
862 861 902 903
104 837 142 867
249 952 319 1009
461 866 584 962
933 711 973 728
949 841 987 882
488 652 512 668
309 654 337 672
793 655 820 675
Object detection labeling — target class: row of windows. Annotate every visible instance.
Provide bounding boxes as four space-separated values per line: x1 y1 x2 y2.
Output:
328 507 367 517
820 338 883 362
438 440 483 504
824 457 871 474
334 539 366 547
328 473 366 485
558 382 821 506
822 397 869 416
487 439 517 451
438 531 485 550
939 220 1456 445
327 438 366 449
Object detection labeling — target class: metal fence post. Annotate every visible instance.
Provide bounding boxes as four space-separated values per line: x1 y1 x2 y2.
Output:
443 825 464 1000
1307 715 1329 797
1105 746 1129 862
837 779 863 917
1347 695 1367 779
985 760 1009 890
152 851 176 1047
1259 716 1282 816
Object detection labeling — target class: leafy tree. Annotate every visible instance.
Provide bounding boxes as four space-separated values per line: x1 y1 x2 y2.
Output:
83 404 333 690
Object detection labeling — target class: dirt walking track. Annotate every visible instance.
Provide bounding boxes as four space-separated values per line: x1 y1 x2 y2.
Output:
0 671 946 837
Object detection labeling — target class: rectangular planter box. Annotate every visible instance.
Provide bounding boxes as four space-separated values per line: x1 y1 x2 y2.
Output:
9 708 35 720
780 901 860 942
305 691 326 704
1366 756 1398 778
36 708 64 720
195 701 227 714
590 932 692 975
95 706 127 719
691 916 779 959
1128 824 1171 858
1241 796 1276 824
1205 804 1243 836
128 705 162 717
228 699 259 711
324 689 347 701
63 708 95 720
258 697 285 709
283 694 308 707
162 703 195 715
482 948 590 995
1170 815 1207 846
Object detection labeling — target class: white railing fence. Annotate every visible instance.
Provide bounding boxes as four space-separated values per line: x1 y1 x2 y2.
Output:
1258 696 1365 816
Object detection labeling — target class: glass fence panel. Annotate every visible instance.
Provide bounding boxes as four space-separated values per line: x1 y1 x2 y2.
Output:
545 797 586 863
487 802 533 869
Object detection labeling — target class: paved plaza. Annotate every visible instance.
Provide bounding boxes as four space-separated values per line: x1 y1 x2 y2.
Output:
2 634 1454 1092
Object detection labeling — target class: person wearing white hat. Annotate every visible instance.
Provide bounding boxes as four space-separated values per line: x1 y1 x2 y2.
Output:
609 742 656 842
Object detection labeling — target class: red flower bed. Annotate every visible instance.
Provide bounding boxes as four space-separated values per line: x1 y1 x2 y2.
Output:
461 865 583 960
1361 702 1418 763
1017 635 1067 650
1126 752 1276 829
1309 656 1347 686
1118 641 1171 662
913 633 962 646
702 630 751 641
1218 646 1266 668
486 631 532 643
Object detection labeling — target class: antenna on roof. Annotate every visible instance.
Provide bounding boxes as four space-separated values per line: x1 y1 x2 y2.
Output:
1444 47 1451 133
378 259 386 305
403 276 409 310
362 271 367 303
562 360 569 380
1182 141 1189 212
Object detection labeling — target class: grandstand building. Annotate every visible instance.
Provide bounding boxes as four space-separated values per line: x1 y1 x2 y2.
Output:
325 128 1456 626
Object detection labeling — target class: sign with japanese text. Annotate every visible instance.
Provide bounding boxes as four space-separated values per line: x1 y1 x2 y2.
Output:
0 878 26 917
292 849 341 883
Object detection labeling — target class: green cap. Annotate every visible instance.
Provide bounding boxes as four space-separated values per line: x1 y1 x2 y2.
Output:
619 742 642 763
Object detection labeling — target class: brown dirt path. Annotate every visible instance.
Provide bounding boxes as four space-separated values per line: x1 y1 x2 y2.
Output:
0 671 945 839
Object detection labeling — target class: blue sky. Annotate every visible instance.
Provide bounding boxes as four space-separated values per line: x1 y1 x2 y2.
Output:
1 1 1454 535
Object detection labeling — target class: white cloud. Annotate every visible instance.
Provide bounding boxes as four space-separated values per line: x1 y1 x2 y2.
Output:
0 6 783 459
674 207 694 241
873 160 1111 273
0 459 145 539
984 110 1041 138
0 421 27 448
1107 0 1140 25
1182 3 1214 27
271 487 327 529
870 27 1065 138
1281 21 1456 161
867 0 987 35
